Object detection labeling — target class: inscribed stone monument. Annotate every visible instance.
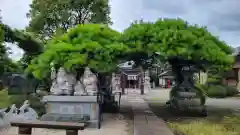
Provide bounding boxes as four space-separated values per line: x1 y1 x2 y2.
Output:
111 73 121 92
144 70 151 93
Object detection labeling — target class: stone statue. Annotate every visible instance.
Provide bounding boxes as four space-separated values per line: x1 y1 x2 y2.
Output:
82 68 98 95
74 80 86 96
0 101 38 130
0 111 10 130
16 100 38 120
0 104 18 124
49 65 99 95
50 67 76 95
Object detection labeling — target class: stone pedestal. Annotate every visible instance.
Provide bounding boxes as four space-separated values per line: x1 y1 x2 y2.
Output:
41 96 101 128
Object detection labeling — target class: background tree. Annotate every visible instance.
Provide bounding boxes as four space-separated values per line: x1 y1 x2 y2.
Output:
0 14 22 75
27 0 112 40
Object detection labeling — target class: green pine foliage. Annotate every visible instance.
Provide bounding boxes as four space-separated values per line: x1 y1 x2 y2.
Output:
27 19 234 83
122 18 233 70
27 24 129 79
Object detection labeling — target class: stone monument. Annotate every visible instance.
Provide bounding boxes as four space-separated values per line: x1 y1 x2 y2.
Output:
111 73 121 92
144 70 151 93
41 67 102 128
167 65 206 116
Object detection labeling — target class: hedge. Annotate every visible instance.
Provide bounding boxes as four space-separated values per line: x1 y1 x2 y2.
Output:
202 84 239 98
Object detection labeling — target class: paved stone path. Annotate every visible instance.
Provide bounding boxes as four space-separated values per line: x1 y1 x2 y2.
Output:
125 89 174 135
1 88 174 135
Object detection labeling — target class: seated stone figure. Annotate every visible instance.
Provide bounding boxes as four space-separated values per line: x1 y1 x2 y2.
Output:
82 68 98 95
74 80 86 96
50 67 76 95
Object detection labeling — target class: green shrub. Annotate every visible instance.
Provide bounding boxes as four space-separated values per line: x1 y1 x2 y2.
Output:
224 86 239 96
200 83 239 98
0 90 10 108
207 85 227 98
206 76 221 85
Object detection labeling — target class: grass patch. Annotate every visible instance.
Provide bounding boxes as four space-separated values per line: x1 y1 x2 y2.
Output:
168 116 240 135
0 90 11 108
147 99 240 135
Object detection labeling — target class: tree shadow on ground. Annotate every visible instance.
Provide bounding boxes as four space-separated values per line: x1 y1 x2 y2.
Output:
147 100 239 124
100 100 134 135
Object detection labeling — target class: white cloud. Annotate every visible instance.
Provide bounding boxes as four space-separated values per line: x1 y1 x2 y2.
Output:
0 0 32 61
1 0 240 61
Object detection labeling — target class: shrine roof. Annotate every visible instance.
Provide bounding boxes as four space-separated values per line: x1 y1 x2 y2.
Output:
120 68 141 75
159 70 173 77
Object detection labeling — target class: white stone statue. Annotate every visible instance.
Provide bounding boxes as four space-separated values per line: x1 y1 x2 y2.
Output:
0 111 10 130
74 80 86 96
18 100 30 114
0 104 19 130
16 100 38 120
50 67 76 95
82 68 98 95
0 101 39 130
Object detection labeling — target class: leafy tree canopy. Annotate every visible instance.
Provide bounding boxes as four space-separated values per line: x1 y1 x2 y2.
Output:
122 19 234 71
27 0 112 40
0 24 43 55
27 24 129 79
0 16 21 74
28 18 234 80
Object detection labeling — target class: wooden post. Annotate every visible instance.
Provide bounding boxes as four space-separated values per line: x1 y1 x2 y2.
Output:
18 127 32 135
66 130 78 135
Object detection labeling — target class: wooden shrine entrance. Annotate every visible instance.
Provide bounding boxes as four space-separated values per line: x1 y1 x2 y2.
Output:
118 68 142 94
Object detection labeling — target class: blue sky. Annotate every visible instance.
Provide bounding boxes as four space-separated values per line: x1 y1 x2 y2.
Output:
1 0 240 60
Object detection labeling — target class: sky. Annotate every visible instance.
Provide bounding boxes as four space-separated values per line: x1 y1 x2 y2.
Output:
1 0 240 60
